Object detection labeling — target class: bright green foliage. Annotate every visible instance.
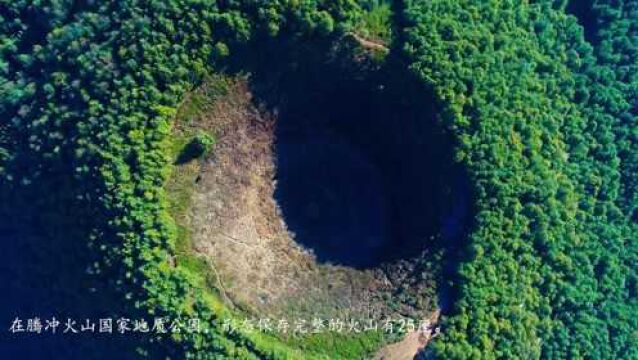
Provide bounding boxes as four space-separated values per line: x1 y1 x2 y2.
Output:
357 0 393 43
193 132 215 155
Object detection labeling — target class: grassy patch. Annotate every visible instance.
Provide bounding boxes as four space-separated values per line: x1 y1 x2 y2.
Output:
165 78 229 292
283 330 389 359
357 0 393 44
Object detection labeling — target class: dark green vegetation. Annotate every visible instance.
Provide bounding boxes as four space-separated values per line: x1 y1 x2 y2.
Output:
1 1 636 360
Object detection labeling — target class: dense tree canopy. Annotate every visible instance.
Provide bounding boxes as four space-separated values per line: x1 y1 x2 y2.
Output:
402 0 637 358
1 0 636 358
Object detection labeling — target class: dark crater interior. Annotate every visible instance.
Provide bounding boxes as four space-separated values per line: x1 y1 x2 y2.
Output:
241 36 471 270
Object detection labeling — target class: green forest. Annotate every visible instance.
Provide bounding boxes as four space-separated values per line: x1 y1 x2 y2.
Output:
0 0 636 359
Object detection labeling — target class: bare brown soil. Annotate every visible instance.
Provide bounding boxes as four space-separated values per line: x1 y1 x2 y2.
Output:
374 310 441 360
350 33 390 53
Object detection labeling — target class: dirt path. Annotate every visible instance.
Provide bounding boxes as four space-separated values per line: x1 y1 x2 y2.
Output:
350 33 390 53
